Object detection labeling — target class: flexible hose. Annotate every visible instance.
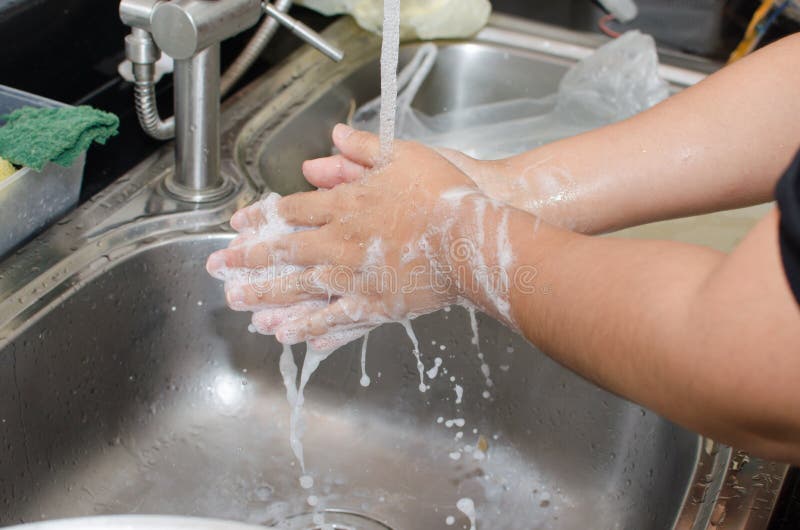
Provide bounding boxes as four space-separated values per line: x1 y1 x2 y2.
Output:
221 0 293 97
132 63 175 140
133 0 292 140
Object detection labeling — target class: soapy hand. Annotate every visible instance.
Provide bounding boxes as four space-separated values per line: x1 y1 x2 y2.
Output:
207 124 485 350
302 140 496 190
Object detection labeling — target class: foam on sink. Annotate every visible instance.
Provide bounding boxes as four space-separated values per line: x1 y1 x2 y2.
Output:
457 498 476 530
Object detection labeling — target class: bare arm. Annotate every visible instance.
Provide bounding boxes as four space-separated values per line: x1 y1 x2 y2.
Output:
304 34 800 234
451 34 800 233
209 128 800 464
457 197 800 463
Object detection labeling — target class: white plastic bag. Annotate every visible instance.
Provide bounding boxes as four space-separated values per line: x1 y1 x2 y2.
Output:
352 31 670 160
296 0 492 40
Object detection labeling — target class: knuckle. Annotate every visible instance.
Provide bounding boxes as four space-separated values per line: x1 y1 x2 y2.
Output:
278 196 300 221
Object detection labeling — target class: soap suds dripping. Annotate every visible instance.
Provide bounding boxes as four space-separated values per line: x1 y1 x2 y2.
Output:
401 319 427 392
280 343 335 489
378 0 401 162
279 345 303 469
360 331 371 387
468 307 493 393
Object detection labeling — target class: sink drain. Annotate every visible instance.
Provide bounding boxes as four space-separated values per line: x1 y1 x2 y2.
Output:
277 509 393 530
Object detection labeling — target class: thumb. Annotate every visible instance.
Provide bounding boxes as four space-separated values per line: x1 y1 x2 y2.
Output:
332 124 382 167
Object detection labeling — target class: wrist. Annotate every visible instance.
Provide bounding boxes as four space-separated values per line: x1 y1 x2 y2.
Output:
436 189 517 323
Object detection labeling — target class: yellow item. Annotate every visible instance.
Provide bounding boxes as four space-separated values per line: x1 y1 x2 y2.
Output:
0 157 16 181
296 0 491 40
729 0 774 63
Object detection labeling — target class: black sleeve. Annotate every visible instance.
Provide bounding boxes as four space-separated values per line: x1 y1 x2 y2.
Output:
776 150 800 308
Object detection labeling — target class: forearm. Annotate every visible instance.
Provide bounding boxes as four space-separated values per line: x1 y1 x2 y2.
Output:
456 200 800 462
475 34 800 234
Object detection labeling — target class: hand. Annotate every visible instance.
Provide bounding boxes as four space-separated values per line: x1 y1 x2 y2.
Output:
302 136 501 191
302 129 595 234
207 124 489 350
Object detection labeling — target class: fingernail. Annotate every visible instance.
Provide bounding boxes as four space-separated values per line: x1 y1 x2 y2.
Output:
333 123 354 142
206 252 228 278
226 285 246 309
230 210 249 231
301 159 318 175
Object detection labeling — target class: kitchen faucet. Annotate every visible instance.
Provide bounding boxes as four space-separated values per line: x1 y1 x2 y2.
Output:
119 0 344 203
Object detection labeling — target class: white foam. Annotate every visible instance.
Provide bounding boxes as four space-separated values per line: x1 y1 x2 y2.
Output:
426 357 443 379
401 319 427 392
360 332 371 387
279 344 303 468
457 497 477 530
281 342 335 474
468 307 493 389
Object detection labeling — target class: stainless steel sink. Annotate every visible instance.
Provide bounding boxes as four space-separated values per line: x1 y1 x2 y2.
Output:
0 14 788 530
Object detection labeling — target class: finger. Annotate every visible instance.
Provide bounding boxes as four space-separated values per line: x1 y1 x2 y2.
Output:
276 297 386 345
230 202 266 232
230 192 284 232
207 250 227 279
209 229 336 270
331 124 381 167
278 189 337 227
307 325 375 351
224 266 333 310
251 300 328 335
302 154 368 189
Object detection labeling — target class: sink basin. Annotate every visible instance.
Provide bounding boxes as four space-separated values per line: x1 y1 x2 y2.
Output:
0 14 787 530
0 234 695 529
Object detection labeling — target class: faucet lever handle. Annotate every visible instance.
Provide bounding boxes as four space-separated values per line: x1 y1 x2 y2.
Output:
263 3 345 62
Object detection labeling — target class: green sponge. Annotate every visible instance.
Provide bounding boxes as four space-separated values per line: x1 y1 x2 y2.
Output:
0 106 119 171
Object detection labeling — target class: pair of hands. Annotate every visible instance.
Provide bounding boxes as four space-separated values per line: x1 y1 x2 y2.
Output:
206 124 499 350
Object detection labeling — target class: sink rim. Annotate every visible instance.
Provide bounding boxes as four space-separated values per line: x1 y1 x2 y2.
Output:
0 14 788 530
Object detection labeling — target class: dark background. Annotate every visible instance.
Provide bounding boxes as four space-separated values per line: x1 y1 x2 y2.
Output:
0 0 797 526
0 0 796 200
